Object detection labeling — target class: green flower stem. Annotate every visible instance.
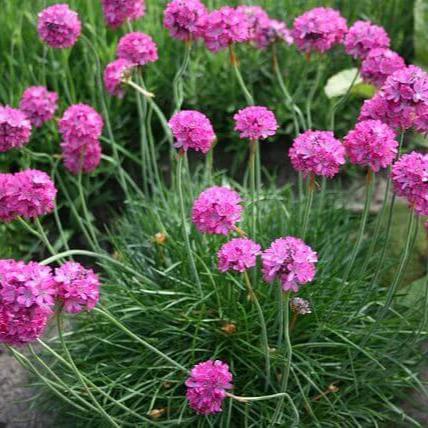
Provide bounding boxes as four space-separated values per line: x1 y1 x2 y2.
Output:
227 392 292 402
272 43 306 134
306 61 324 130
249 140 258 239
56 313 120 428
272 292 293 423
301 174 315 239
93 307 187 372
177 154 202 297
229 45 254 106
173 40 192 114
243 271 271 388
17 217 56 256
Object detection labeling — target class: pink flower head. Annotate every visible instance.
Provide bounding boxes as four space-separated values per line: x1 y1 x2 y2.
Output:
61 138 102 174
37 4 81 49
292 7 347 54
344 20 390 59
19 86 59 128
217 238 261 273
0 106 32 153
0 260 55 345
104 59 135 98
343 120 398 172
10 170 57 219
261 237 318 293
54 262 100 314
0 174 16 222
234 106 278 141
391 152 428 216
192 186 243 235
255 19 293 49
59 104 104 144
168 110 216 154
101 0 145 29
289 130 346 178
358 92 390 123
163 0 207 41
117 32 158 66
382 65 428 130
200 7 250 53
185 360 233 415
361 49 406 88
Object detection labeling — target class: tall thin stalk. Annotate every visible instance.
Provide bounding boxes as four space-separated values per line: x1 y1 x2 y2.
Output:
173 41 192 114
249 140 257 239
301 174 315 239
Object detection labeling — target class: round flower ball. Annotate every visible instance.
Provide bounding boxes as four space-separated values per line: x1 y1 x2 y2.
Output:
12 170 58 219
291 7 347 54
234 106 278 141
361 49 406 88
0 106 32 153
391 151 428 216
37 4 81 49
185 360 233 415
0 174 17 222
343 120 398 172
168 110 216 154
255 19 293 50
344 20 390 59
54 262 100 314
217 238 261 273
358 92 390 123
192 186 243 235
289 130 346 178
19 86 58 128
200 6 250 53
163 0 207 41
61 138 102 175
101 0 145 29
262 237 318 293
104 59 135 98
117 32 158 66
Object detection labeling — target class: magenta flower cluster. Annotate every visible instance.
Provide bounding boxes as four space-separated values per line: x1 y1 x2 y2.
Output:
59 104 104 174
200 6 250 53
392 152 428 216
54 262 100 314
19 86 59 128
103 59 135 98
0 106 32 153
117 32 158 66
289 130 346 178
37 4 81 49
101 0 145 29
192 186 243 235
261 237 318 293
361 49 406 88
217 238 261 273
291 7 347 53
344 120 398 172
163 0 207 41
344 20 390 59
0 170 57 222
185 360 233 415
234 106 279 141
169 110 216 154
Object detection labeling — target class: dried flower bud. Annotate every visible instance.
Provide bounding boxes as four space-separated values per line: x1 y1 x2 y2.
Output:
290 297 312 315
153 232 167 246
221 323 237 335
148 408 167 419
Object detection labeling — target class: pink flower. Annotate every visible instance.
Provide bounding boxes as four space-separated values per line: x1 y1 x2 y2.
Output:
54 262 100 314
289 130 346 178
37 4 81 49
10 170 57 220
217 238 261 273
19 86 59 128
0 174 16 222
59 104 104 144
117 32 158 66
101 0 145 29
185 360 233 415
200 7 250 53
234 106 278 140
163 0 207 41
361 49 406 88
344 21 390 59
192 186 243 235
292 7 347 53
103 59 135 98
391 152 428 216
358 92 390 123
169 110 216 154
61 138 102 174
343 120 398 172
261 237 318 293
0 106 32 153
0 260 55 345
